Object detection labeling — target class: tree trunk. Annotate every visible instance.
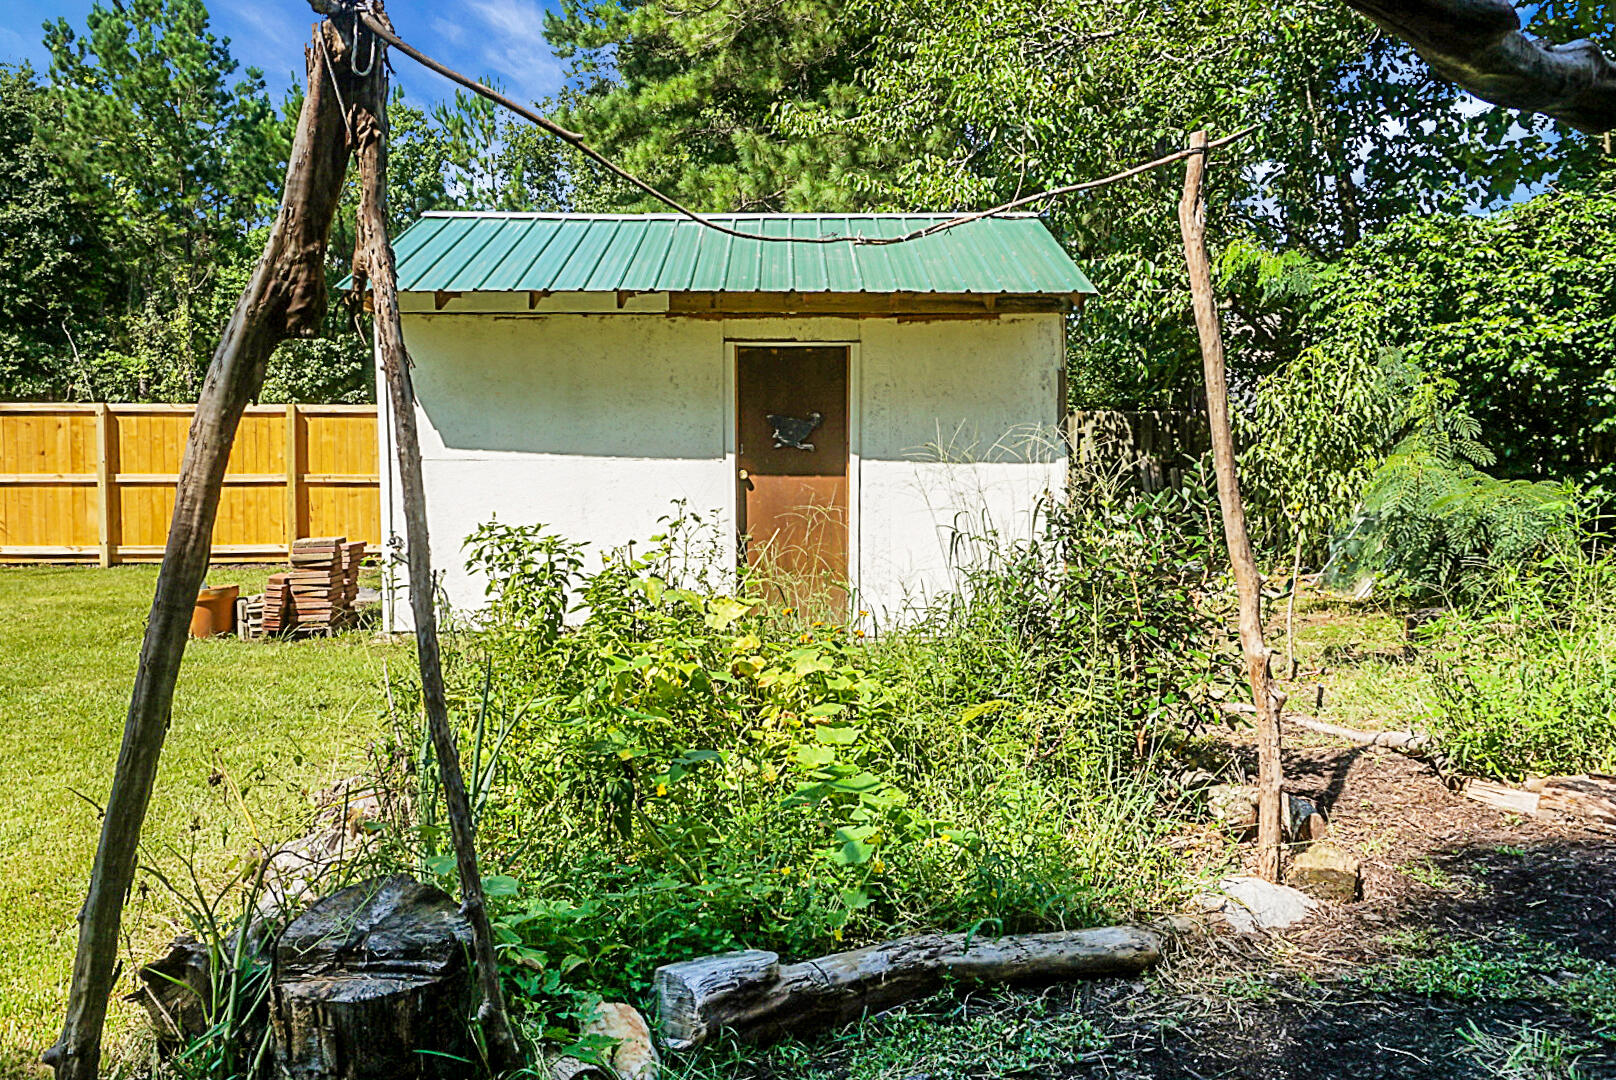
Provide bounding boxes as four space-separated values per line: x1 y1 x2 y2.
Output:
348 23 519 1069
655 926 1162 1050
1178 129 1286 883
45 24 357 1079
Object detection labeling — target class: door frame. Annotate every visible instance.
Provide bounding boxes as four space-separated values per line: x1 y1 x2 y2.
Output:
725 337 862 606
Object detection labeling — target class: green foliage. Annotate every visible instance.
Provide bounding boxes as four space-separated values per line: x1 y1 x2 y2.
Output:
0 1 598 404
1417 550 1616 781
1244 184 1616 563
1315 364 1580 594
545 0 1608 408
677 990 1107 1080
419 488 1219 1043
39 0 285 399
0 65 120 399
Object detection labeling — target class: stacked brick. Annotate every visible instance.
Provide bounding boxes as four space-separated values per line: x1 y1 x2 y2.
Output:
243 536 367 638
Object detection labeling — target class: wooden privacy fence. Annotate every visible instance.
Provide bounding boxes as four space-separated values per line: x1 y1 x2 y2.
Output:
0 403 380 564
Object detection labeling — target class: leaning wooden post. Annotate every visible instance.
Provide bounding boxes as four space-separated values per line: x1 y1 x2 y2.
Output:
1177 129 1286 881
45 23 357 1080
349 14 520 1068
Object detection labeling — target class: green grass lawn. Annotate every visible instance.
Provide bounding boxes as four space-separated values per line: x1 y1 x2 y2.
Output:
0 564 401 1075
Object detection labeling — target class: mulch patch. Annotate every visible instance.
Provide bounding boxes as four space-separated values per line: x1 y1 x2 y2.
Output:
1068 745 1616 1078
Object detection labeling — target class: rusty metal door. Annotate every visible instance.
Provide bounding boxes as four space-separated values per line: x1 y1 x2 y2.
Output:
736 345 850 613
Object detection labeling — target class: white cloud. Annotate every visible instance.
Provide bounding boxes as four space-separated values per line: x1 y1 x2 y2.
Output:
430 17 466 45
459 0 565 104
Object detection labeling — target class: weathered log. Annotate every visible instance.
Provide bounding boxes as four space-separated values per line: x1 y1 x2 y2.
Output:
270 875 473 1079
1463 778 1543 816
1218 702 1434 754
348 13 519 1066
130 937 213 1049
46 21 359 1080
1467 774 1616 825
1180 129 1286 881
654 925 1161 1050
1536 774 1616 825
1340 0 1616 134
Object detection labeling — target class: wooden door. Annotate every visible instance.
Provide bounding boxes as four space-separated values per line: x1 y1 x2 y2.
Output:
736 345 850 614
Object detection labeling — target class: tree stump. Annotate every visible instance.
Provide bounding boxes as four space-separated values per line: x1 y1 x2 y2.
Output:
271 875 474 1079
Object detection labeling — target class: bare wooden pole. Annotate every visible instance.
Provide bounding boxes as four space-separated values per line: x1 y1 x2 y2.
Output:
45 24 357 1080
349 17 520 1068
1178 129 1286 882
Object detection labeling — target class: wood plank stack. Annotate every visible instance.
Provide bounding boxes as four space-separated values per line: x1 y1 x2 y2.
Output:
249 537 367 638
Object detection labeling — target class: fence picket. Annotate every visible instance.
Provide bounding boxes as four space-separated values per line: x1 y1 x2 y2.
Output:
0 403 379 563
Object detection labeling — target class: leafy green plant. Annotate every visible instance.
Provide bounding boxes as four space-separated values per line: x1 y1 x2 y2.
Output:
420 490 1217 1048
1418 548 1616 780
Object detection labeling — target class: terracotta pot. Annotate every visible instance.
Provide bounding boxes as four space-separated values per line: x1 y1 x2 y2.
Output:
190 585 240 639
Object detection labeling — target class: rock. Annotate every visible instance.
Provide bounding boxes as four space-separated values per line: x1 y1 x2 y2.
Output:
1204 784 1258 830
1205 787 1321 843
592 1002 659 1079
1286 842 1362 902
550 1003 660 1080
259 778 387 914
1195 875 1317 933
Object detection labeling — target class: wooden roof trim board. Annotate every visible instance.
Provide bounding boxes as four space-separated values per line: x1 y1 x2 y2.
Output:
371 212 1097 299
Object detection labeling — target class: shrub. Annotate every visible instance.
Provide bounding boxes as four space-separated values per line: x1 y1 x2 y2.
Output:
428 487 1222 1039
1418 548 1616 780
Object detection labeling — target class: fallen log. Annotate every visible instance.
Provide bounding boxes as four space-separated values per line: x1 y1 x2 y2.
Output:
654 925 1161 1050
1535 774 1616 826
1218 702 1433 753
1467 774 1616 826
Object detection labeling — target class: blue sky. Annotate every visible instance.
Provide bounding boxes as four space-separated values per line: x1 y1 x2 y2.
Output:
0 0 570 109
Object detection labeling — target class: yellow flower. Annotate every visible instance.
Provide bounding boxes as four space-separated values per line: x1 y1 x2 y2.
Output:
812 621 824 628
799 633 813 643
655 783 668 797
833 928 843 942
777 865 793 875
872 858 886 874
855 630 866 638
781 607 794 615
858 610 869 617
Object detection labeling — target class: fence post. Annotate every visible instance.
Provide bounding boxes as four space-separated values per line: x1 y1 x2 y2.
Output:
94 404 115 567
284 403 300 557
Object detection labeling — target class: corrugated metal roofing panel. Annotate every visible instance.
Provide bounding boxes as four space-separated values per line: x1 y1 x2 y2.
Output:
383 213 1096 296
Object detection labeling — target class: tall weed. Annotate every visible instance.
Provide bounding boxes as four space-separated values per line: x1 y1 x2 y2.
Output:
1419 546 1616 780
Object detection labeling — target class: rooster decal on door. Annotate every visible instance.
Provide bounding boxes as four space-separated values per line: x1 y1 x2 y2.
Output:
767 411 823 451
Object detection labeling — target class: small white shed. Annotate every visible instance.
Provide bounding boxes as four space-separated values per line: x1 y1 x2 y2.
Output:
377 212 1095 626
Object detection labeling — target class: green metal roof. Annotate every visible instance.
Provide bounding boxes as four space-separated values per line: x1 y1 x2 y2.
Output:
385 213 1096 297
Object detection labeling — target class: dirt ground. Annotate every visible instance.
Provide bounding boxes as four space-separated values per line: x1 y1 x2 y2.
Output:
1085 744 1616 1079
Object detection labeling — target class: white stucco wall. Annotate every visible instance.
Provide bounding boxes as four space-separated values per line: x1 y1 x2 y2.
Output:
380 295 1066 629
